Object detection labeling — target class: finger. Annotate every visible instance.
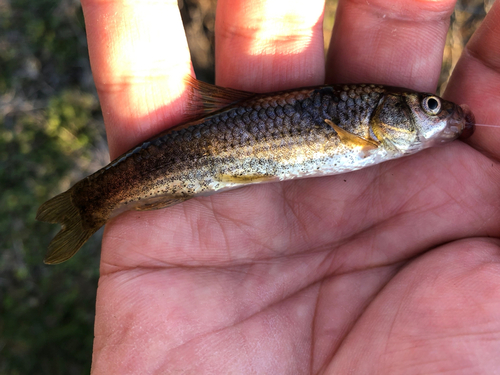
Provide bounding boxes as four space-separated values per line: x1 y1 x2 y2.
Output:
325 239 500 373
326 0 457 92
215 0 326 92
81 0 193 159
444 1 500 158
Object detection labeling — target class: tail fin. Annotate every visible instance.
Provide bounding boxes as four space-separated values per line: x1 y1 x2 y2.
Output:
36 190 98 264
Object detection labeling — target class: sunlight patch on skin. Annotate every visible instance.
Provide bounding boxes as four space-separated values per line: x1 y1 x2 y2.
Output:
247 32 314 57
219 0 324 57
83 0 195 158
89 3 191 82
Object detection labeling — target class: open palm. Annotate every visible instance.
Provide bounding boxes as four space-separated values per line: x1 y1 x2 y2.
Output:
83 0 500 373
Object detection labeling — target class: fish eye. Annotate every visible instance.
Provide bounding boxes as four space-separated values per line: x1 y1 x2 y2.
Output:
422 96 441 115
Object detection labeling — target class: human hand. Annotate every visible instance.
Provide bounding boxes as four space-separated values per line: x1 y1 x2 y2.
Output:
83 0 500 373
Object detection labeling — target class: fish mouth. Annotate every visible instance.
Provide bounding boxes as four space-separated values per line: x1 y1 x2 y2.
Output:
458 104 475 139
443 104 475 140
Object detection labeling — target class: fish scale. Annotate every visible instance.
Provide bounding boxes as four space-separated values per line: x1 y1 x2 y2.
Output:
36 76 474 264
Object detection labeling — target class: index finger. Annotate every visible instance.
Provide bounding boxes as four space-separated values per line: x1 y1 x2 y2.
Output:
81 0 193 159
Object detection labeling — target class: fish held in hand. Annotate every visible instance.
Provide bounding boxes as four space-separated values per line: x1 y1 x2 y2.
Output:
36 77 474 264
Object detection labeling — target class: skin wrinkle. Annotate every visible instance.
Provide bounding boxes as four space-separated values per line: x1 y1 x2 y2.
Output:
302 178 378 241
109 237 319 272
182 201 235 261
325 212 431 271
237 327 255 375
481 211 500 238
395 357 471 375
284 179 349 215
124 272 316 363
374 150 468 216
309 280 323 375
435 157 500 234
383 289 409 360
310 281 342 375
434 185 474 221
373 247 500 360
326 264 405 368
410 159 467 212
288 177 359 234
362 223 385 265
391 181 437 216
280 189 312 245
163 253 380 330
269 195 305 243
242 231 279 258
210 206 278 258
117 248 398 372
191 188 295 259
348 224 393 267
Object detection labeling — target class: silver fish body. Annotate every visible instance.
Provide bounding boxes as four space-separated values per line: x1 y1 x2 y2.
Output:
36 78 474 264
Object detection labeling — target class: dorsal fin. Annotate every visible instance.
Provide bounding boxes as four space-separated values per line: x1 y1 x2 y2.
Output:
184 75 256 118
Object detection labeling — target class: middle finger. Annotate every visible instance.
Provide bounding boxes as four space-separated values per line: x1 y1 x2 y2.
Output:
215 0 326 92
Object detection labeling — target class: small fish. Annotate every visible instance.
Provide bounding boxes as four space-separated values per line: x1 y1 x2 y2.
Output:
36 76 475 264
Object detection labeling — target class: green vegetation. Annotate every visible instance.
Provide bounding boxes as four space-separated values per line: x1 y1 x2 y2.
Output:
1 1 103 374
0 0 489 373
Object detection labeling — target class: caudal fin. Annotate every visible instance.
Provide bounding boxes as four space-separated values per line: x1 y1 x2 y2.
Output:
36 190 98 264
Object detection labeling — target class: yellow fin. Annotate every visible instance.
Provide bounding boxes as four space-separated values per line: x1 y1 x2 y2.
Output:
324 119 379 150
218 174 277 184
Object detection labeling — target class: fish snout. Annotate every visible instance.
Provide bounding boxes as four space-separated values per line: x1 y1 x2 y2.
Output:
443 104 475 141
458 104 475 139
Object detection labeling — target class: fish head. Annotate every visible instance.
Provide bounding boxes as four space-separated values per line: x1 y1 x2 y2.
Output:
370 90 475 154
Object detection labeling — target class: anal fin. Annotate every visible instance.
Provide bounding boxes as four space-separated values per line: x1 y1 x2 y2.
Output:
133 196 187 211
217 174 277 184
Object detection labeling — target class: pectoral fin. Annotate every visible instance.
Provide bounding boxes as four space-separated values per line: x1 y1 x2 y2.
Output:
324 119 379 151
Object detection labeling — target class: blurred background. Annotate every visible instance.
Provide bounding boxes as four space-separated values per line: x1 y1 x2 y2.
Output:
0 0 493 373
